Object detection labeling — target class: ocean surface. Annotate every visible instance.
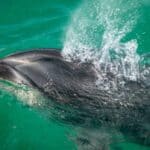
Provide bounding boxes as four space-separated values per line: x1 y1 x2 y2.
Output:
0 0 150 149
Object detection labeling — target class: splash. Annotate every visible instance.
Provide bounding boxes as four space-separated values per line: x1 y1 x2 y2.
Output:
0 80 44 107
63 0 141 82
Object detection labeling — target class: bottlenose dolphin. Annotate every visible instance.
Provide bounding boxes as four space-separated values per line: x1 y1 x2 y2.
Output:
0 48 149 148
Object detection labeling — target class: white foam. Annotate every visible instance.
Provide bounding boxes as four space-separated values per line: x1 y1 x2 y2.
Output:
63 0 141 85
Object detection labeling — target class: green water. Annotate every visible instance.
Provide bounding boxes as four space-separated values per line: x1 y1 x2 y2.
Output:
0 0 150 149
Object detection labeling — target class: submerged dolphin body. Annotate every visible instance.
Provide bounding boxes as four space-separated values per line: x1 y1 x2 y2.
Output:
0 48 149 147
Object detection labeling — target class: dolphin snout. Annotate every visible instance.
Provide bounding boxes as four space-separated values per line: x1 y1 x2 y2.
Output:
0 60 31 86
0 61 15 81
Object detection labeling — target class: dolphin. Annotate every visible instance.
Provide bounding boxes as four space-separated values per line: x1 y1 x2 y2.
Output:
0 48 149 147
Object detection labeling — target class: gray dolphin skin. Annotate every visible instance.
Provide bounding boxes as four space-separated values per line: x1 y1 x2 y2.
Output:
0 48 149 147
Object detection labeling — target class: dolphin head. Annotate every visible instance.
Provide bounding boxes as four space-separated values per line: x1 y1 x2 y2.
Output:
0 49 63 87
0 59 32 86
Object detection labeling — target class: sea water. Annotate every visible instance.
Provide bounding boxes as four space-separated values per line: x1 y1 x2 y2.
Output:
0 0 150 149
